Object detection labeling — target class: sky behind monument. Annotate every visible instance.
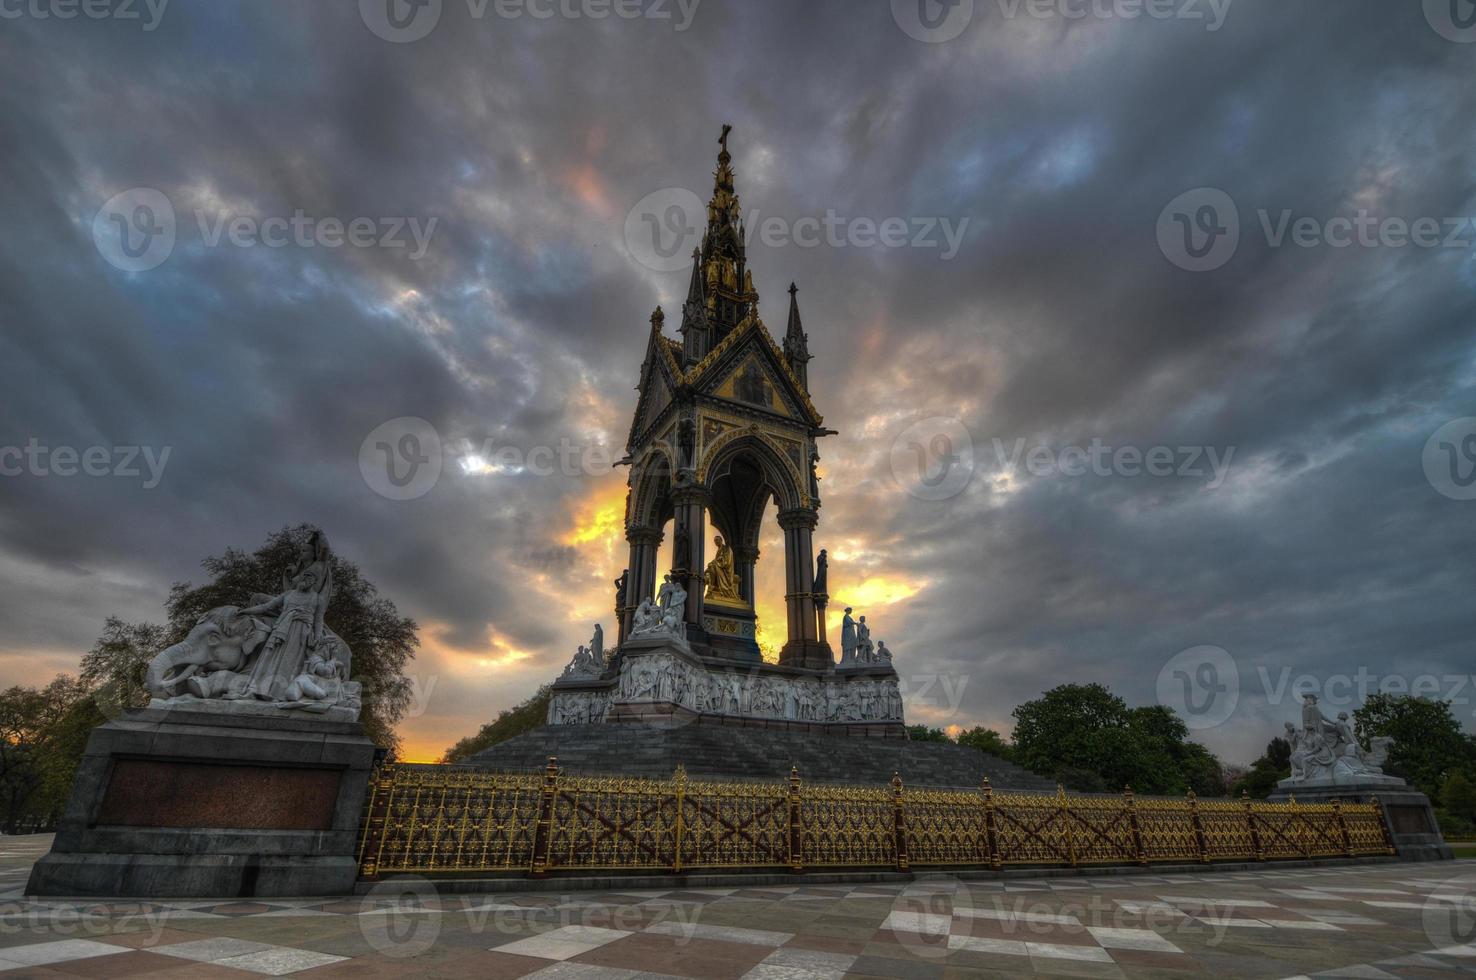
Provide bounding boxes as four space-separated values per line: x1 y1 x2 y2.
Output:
1 0 1473 763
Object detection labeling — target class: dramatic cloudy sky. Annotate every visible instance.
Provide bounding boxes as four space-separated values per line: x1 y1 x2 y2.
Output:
2 0 1474 763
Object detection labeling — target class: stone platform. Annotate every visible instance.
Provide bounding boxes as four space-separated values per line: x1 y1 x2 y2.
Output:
1270 782 1452 861
466 722 1056 790
28 706 376 898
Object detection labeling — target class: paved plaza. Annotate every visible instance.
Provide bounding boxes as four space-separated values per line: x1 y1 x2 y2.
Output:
0 839 1472 978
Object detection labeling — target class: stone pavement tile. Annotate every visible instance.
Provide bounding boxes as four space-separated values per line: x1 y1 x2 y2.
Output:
1103 947 1202 973
782 934 867 957
644 920 792 947
97 927 208 951
1084 927 1179 953
844 951 945 979
495 924 634 961
314 948 552 980
35 950 207 977
793 918 885 942
750 945 856 975
210 946 347 975
0 941 132 968
1025 960 1125 979
574 932 772 979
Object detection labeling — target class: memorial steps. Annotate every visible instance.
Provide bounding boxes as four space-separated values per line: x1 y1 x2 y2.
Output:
465 722 1058 791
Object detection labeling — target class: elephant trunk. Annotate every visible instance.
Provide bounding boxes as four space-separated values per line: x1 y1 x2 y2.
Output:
144 641 193 698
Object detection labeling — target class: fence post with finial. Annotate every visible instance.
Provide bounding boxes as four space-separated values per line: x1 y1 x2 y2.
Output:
982 776 1002 870
531 756 560 877
892 772 909 872
1124 785 1147 864
788 766 804 872
1188 790 1208 863
1243 790 1263 862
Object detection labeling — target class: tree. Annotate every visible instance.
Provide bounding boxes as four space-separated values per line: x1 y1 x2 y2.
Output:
442 686 552 763
0 676 91 833
1230 736 1291 799
956 726 1014 761
906 725 952 743
1354 694 1476 798
79 618 169 713
81 525 418 754
1441 771 1476 822
1012 684 1224 796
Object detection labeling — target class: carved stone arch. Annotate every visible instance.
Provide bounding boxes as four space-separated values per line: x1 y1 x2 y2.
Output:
628 443 678 532
699 428 805 513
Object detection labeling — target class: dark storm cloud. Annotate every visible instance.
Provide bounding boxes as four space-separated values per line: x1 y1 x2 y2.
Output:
1 0 1473 758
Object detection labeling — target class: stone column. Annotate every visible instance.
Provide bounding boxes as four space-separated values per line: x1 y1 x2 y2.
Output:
669 483 709 627
777 508 829 669
623 525 662 639
733 545 759 606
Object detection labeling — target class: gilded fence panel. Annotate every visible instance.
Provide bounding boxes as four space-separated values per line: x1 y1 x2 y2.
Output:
679 779 790 869
1196 800 1259 860
546 774 680 871
361 765 544 875
1253 801 1307 859
1134 798 1202 862
1297 804 1348 858
1343 803 1394 855
991 793 1073 864
799 784 896 867
901 789 989 866
1063 795 1139 864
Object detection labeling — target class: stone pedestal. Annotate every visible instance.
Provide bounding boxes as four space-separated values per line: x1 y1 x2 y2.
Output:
28 706 377 898
1269 781 1452 862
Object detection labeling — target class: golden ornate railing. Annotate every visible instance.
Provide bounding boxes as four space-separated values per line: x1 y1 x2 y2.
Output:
355 760 1394 879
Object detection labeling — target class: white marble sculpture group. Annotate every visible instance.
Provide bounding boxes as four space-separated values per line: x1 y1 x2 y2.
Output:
143 532 362 722
631 573 688 639
838 607 892 667
1279 693 1397 787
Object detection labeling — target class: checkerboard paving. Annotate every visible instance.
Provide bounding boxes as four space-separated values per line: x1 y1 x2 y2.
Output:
0 836 1473 977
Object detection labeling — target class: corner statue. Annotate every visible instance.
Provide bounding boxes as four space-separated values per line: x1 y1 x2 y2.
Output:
143 530 362 722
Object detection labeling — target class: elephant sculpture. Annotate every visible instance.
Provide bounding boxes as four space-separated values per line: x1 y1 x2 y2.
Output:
144 606 269 698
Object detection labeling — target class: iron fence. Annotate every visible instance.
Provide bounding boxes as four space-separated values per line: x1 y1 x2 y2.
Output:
356 760 1394 879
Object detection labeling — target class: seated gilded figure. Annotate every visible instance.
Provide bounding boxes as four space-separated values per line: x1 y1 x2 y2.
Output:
703 534 742 605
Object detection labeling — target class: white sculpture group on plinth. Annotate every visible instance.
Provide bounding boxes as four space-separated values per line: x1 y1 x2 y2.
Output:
143 531 362 722
631 573 687 639
838 607 893 667
560 624 606 679
1279 693 1397 787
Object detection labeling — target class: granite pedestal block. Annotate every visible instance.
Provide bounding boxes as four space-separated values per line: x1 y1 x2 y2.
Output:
27 706 377 898
1269 782 1452 861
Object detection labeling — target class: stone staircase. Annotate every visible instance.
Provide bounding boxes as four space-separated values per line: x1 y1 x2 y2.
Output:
464 723 1057 792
